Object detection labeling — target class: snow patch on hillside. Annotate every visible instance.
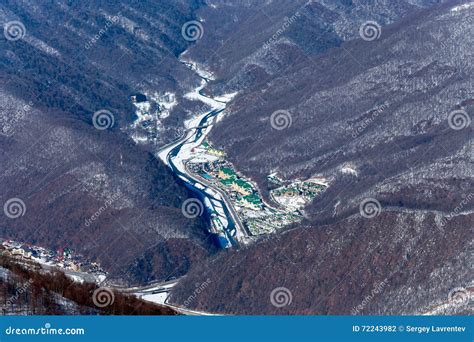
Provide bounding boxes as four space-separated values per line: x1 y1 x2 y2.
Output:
25 36 61 57
340 164 359 177
451 2 474 12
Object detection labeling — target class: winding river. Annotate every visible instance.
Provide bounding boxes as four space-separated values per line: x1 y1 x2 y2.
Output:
157 60 245 248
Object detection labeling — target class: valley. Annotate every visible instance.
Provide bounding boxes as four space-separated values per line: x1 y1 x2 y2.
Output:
156 57 329 246
1 0 471 317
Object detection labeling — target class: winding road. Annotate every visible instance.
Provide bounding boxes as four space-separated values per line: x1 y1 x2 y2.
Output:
157 60 247 247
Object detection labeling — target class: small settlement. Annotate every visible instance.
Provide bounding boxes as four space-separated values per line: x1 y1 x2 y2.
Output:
186 140 329 236
1 239 106 279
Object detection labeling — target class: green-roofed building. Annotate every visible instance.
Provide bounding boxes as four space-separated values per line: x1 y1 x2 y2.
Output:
218 167 236 179
243 194 261 205
221 167 235 175
235 179 252 190
220 178 234 186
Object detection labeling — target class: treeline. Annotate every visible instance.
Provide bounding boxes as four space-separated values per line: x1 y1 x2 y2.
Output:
0 250 177 315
